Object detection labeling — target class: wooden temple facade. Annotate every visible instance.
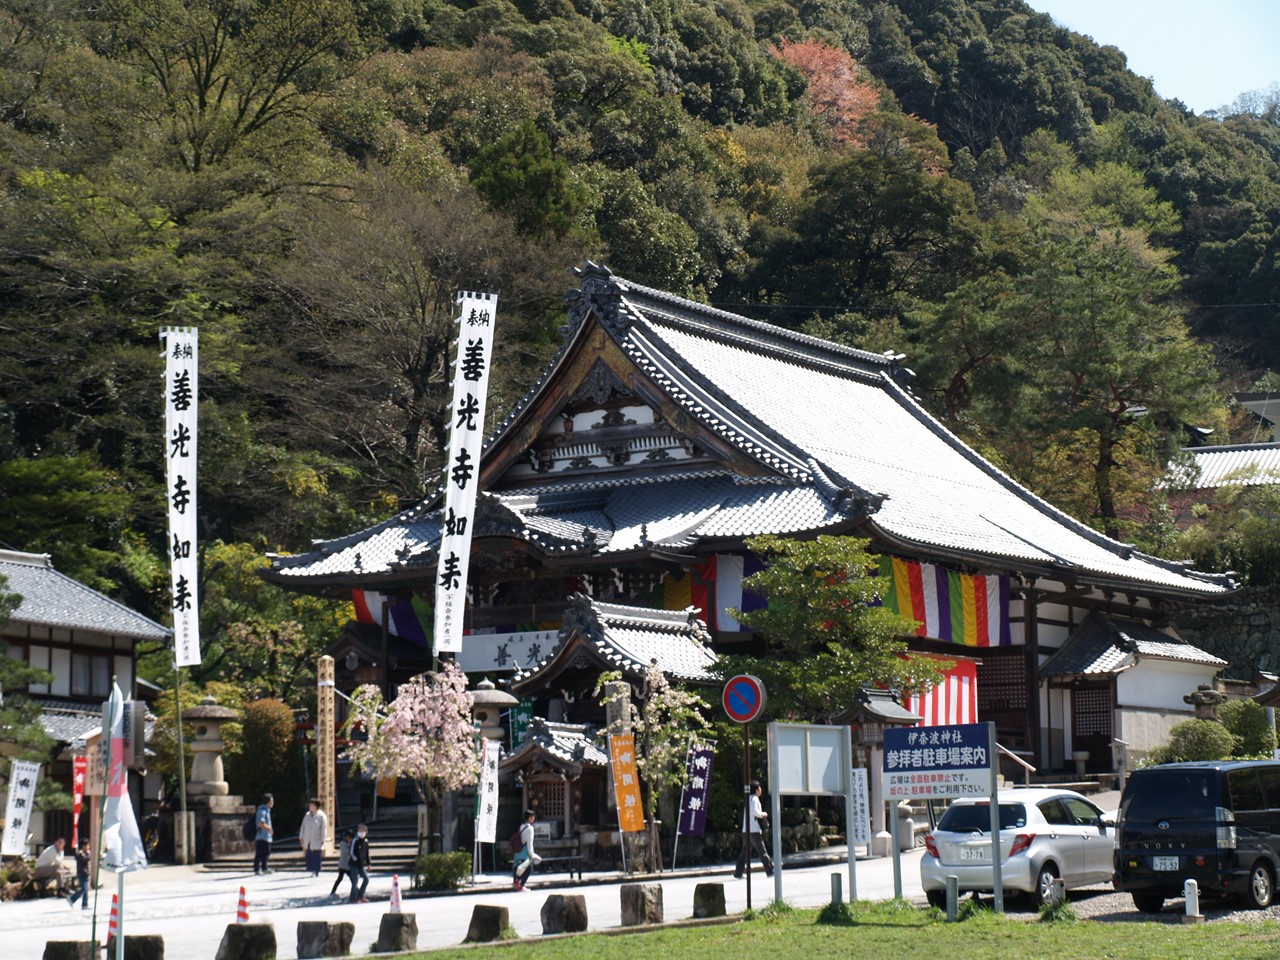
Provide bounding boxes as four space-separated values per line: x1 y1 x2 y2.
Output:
264 261 1234 798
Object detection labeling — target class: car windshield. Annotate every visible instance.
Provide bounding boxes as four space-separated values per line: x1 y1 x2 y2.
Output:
1122 770 1216 820
937 802 1027 833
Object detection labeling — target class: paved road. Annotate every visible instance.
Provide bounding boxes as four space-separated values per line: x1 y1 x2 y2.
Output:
8 847 927 958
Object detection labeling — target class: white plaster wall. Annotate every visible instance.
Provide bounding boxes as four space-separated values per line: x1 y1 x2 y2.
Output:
1114 706 1195 758
1116 660 1220 710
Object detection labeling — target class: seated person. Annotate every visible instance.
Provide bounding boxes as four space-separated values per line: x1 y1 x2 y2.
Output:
33 837 70 895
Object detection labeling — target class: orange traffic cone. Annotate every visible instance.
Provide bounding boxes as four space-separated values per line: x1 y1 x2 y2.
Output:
107 892 119 941
390 874 402 914
236 886 249 924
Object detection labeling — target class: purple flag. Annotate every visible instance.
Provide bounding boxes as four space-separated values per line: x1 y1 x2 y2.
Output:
677 741 715 837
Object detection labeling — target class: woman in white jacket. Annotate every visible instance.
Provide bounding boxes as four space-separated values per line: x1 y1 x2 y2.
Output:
299 799 328 878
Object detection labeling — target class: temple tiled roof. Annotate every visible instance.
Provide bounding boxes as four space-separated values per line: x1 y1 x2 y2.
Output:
1174 443 1280 490
0 551 169 641
264 262 1232 599
499 718 609 775
1039 612 1227 677
511 595 717 693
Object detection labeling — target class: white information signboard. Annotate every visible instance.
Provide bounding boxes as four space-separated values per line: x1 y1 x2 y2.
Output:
2 760 40 856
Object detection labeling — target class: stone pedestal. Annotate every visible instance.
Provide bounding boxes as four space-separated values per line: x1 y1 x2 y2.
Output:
215 924 276 960
296 921 354 958
620 883 663 925
191 795 254 861
540 894 588 934
376 913 418 953
692 883 726 918
464 905 510 943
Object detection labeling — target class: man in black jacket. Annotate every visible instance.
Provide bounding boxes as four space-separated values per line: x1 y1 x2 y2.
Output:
348 823 370 903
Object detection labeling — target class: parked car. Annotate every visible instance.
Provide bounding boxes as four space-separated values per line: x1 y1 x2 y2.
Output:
1114 760 1280 913
920 788 1115 908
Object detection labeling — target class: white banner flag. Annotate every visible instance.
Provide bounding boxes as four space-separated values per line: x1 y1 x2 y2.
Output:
2 759 41 856
102 682 148 872
475 738 500 843
434 292 497 654
162 328 200 667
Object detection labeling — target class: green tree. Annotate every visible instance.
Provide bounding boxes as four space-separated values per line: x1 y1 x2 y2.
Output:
716 535 947 721
469 119 590 240
226 698 307 835
1177 467 1280 587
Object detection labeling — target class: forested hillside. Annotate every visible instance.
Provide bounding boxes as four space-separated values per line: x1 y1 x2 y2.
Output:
2 0 1278 687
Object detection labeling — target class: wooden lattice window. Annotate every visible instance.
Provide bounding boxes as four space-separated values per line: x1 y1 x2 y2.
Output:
1073 685 1113 739
977 650 1026 714
530 781 566 818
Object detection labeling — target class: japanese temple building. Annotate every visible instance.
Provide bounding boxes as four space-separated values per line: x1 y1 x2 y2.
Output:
264 261 1233 784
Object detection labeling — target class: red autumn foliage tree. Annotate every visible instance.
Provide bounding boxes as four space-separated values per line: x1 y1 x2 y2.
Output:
771 39 880 146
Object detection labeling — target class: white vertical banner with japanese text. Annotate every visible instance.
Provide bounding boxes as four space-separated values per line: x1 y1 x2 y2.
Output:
475 738 500 843
161 327 200 667
2 760 41 856
434 293 497 654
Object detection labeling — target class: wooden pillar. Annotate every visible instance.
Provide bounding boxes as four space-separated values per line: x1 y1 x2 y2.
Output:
317 655 337 854
1024 581 1041 768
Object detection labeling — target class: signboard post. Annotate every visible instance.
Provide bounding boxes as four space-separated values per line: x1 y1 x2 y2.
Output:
722 675 766 908
767 723 859 904
883 721 1003 912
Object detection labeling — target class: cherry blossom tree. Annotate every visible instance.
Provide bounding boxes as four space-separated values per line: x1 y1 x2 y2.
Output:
597 662 709 872
770 39 881 147
343 661 479 849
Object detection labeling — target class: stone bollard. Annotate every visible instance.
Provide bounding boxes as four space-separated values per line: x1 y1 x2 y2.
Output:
43 943 96 960
692 883 726 919
540 894 588 934
297 920 355 958
464 905 510 943
214 923 276 960
104 935 165 960
620 883 664 926
376 912 419 953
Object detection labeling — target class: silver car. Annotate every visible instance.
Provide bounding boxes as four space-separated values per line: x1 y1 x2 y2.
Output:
920 788 1114 908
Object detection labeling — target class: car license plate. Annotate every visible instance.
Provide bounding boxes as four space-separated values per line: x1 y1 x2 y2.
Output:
1152 856 1179 871
961 847 989 862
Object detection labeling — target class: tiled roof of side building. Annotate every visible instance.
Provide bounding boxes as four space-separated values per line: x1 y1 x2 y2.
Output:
1176 443 1280 490
0 551 169 641
1039 611 1227 677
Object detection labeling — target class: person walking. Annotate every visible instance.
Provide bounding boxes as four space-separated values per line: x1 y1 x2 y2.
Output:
734 780 774 879
67 839 92 910
299 799 328 878
252 793 275 875
511 809 540 891
347 823 370 903
330 828 354 898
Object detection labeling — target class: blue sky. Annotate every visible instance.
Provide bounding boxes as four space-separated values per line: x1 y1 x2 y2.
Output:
1031 1 1279 114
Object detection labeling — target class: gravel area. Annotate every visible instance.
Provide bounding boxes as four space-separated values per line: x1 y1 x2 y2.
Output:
980 885 1280 924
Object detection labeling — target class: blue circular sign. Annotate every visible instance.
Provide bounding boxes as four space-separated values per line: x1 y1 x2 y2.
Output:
723 674 766 724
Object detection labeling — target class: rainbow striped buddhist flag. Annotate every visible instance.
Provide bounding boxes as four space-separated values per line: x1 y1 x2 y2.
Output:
878 557 1011 647
352 590 432 648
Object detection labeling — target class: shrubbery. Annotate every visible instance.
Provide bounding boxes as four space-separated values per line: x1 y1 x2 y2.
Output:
1219 698 1278 757
412 851 472 890
1144 718 1235 765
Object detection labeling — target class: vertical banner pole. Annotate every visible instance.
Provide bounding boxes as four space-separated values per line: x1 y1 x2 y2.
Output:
768 723 783 904
844 726 858 902
174 665 189 864
988 721 1004 914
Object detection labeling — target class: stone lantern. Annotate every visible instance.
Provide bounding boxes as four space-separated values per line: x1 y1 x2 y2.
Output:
471 678 517 740
182 695 238 796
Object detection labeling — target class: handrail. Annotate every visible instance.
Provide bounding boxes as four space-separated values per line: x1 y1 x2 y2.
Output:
997 742 1036 786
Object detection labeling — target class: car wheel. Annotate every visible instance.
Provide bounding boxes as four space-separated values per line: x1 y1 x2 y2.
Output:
1131 893 1164 914
925 889 946 909
1033 862 1060 908
1246 861 1274 909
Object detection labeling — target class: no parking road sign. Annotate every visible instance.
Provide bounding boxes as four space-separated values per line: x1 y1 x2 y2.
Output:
723 674 766 724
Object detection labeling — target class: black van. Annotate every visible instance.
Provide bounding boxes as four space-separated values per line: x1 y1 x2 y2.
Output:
1114 760 1280 913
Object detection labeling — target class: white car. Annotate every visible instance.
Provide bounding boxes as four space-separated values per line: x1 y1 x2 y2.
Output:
920 788 1115 908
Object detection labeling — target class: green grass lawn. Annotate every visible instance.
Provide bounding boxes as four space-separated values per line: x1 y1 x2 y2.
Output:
383 900 1280 960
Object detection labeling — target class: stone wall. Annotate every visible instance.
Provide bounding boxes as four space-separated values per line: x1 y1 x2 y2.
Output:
1174 585 1280 678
